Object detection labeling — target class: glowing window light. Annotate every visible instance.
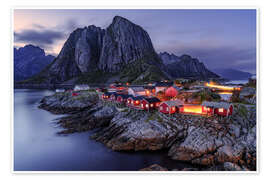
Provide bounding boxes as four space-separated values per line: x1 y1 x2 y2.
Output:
141 104 144 108
160 106 163 110
166 107 169 111
172 107 175 111
136 100 139 104
146 104 149 108
150 104 153 107
218 108 224 113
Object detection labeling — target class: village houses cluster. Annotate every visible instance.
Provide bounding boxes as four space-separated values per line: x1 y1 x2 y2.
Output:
97 81 236 117
56 80 243 117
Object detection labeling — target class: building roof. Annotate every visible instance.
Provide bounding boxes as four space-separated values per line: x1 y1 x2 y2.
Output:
117 94 132 99
74 84 90 88
143 97 161 103
180 89 201 93
144 86 155 90
133 96 145 100
154 81 174 87
129 87 145 92
202 101 232 109
172 85 183 91
161 100 184 107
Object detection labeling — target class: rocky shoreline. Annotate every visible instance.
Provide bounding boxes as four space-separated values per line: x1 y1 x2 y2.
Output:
39 91 256 171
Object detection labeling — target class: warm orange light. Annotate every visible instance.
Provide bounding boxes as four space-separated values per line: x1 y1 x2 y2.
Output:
182 105 204 114
205 81 240 91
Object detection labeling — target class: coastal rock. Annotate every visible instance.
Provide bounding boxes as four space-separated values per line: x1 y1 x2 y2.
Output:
56 105 117 134
92 110 186 151
39 91 98 114
139 164 168 171
168 104 256 170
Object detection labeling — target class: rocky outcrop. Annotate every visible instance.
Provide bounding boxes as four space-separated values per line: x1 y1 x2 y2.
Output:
139 164 168 171
92 110 186 151
168 104 256 170
159 53 219 79
39 91 99 114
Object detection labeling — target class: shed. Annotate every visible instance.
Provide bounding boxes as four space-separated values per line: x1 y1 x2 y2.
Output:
128 87 146 96
56 89 65 93
202 101 233 116
74 84 90 91
159 100 183 114
154 81 174 94
141 97 161 110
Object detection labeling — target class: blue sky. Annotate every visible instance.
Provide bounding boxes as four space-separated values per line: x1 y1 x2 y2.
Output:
14 9 257 73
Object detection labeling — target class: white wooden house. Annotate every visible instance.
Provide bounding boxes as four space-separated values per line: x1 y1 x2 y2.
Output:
128 87 146 97
74 84 90 91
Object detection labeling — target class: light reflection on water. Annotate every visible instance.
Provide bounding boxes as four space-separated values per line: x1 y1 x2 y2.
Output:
14 89 191 171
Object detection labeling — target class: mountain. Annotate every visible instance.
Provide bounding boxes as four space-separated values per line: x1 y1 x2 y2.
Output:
24 16 168 84
159 52 219 79
21 16 218 85
14 45 55 81
212 68 252 80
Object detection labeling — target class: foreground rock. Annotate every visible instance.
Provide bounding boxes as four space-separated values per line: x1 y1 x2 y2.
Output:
56 104 118 134
39 92 256 171
168 104 256 170
39 90 99 114
139 164 168 171
91 109 186 151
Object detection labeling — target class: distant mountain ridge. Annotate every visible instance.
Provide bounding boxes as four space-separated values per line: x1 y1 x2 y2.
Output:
159 52 219 79
20 16 219 85
14 45 55 81
212 68 252 80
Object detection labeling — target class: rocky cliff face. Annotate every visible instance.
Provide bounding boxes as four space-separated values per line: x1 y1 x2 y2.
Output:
159 52 219 79
98 16 157 72
14 45 54 81
46 26 105 83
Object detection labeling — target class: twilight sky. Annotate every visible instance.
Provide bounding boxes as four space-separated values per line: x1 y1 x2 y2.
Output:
14 9 257 73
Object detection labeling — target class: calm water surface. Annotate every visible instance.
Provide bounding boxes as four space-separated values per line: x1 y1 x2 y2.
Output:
14 89 191 171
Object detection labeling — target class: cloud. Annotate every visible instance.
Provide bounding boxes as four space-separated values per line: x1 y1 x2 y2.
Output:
14 29 65 45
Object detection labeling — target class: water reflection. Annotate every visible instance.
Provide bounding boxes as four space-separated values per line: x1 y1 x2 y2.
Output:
14 89 191 171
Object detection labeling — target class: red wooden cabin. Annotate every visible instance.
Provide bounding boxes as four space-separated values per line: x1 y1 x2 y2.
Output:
116 94 131 103
202 101 233 117
110 93 118 101
179 105 206 115
159 100 183 114
140 97 161 110
102 92 113 100
72 92 79 96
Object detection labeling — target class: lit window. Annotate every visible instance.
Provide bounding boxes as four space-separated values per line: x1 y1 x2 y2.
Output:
207 108 211 112
218 108 224 113
146 104 149 108
160 106 163 110
166 107 169 111
172 107 175 111
150 104 153 107
141 104 144 108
